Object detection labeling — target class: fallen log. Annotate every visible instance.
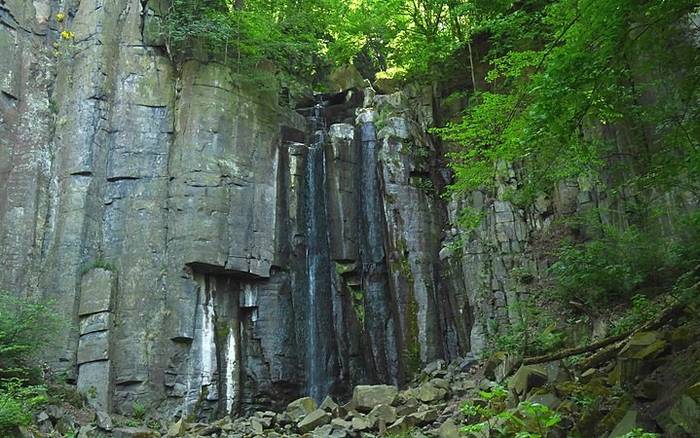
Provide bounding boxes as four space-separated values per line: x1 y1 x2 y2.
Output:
522 301 685 366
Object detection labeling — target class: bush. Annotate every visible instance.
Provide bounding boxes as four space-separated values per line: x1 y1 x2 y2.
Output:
0 291 62 380
461 386 561 437
549 224 669 310
0 292 62 433
611 294 662 335
493 302 565 356
0 379 48 434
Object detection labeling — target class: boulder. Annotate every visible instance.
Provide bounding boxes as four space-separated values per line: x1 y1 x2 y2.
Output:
287 396 317 420
509 365 548 397
619 331 667 360
368 404 397 426
374 76 401 94
352 385 399 411
658 395 700 436
423 359 446 375
484 351 519 381
77 425 97 438
351 416 370 431
320 395 339 412
331 418 352 429
329 64 365 91
417 381 448 403
609 409 637 438
396 397 420 416
250 417 264 434
95 411 113 431
459 353 479 372
438 419 460 438
527 392 562 410
408 408 438 425
297 409 331 433
386 416 416 434
198 425 221 436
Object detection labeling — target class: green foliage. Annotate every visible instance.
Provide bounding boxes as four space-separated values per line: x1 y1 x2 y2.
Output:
132 401 147 420
611 294 661 335
549 224 667 309
0 292 62 380
0 379 48 434
163 0 340 89
493 301 564 356
437 0 700 201
80 258 116 275
550 210 700 315
462 387 561 438
456 206 484 231
0 293 61 433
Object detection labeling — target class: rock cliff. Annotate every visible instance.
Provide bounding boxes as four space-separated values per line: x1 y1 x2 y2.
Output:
2 0 691 425
0 0 468 419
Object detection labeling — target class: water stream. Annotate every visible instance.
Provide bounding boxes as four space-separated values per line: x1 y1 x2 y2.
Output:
304 99 334 402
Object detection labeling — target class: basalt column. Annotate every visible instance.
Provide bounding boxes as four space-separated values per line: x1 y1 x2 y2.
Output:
303 100 339 402
356 108 401 385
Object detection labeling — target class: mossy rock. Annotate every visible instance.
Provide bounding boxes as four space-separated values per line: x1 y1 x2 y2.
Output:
509 365 548 397
609 409 638 438
619 331 667 360
658 395 700 436
596 395 633 436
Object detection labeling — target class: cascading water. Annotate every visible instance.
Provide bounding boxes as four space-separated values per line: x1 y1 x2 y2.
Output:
304 98 335 402
185 275 218 414
357 109 400 384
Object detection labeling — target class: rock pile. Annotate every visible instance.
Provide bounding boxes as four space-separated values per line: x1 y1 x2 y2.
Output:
156 356 482 438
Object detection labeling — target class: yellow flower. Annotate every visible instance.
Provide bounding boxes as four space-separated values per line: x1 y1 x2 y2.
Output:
60 30 75 40
56 12 65 22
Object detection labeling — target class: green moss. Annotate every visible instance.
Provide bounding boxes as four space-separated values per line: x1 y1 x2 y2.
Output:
351 287 365 325
404 292 421 380
80 259 116 275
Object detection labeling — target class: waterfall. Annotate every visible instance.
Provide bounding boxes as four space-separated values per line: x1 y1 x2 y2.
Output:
304 99 334 402
184 275 218 415
224 326 237 413
357 109 399 384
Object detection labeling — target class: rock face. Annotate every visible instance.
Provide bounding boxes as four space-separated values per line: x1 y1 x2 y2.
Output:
6 0 684 425
0 0 469 420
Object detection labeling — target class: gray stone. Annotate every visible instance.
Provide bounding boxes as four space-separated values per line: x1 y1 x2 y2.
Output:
80 312 112 335
320 395 339 412
287 397 317 420
297 409 331 433
368 404 397 425
352 385 399 411
79 269 115 316
77 331 109 364
417 382 448 403
408 409 438 425
438 419 460 438
351 416 370 431
77 360 112 411
509 365 548 396
95 411 113 431
386 416 416 434
166 418 187 437
609 409 638 438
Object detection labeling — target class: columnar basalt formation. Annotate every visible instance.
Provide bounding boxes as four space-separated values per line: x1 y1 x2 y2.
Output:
0 0 471 419
4 0 688 423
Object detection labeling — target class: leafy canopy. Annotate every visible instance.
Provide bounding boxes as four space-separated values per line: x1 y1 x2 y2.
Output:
436 0 700 201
